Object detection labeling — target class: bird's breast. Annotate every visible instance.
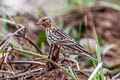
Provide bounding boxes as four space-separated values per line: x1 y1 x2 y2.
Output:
46 29 56 45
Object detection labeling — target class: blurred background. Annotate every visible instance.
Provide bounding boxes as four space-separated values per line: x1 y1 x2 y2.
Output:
0 0 120 79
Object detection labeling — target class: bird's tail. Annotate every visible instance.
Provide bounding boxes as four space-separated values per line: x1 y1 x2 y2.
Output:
80 49 97 61
73 44 97 61
61 43 97 61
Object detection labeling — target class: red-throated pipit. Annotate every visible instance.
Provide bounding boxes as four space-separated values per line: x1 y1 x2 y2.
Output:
37 17 96 60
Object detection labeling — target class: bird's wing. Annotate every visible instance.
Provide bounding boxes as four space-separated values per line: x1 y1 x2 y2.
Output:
53 28 97 60
53 28 77 45
52 27 84 46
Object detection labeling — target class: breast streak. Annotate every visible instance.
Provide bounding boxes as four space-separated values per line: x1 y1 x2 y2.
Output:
46 28 79 55
46 28 57 45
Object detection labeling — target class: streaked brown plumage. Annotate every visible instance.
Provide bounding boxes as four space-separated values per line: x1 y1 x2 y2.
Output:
37 17 96 60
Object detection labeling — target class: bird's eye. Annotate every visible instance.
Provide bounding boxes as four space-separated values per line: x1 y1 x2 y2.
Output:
42 19 46 21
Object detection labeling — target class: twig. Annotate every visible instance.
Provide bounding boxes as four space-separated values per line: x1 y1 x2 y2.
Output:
75 70 89 78
0 70 14 74
0 27 24 50
4 47 12 63
0 68 43 79
15 35 43 54
0 18 24 50
10 61 45 65
0 18 24 27
112 73 120 80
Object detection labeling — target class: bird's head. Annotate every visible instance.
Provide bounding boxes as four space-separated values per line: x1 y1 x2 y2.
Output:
37 17 56 28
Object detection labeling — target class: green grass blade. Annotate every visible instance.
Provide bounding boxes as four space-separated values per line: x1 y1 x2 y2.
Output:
78 24 82 42
93 28 104 80
84 24 100 80
68 66 77 80
1 11 7 36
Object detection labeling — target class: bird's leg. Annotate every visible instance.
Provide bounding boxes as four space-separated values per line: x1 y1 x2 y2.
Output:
51 45 60 62
48 44 53 59
47 44 53 70
47 44 60 70
47 44 54 70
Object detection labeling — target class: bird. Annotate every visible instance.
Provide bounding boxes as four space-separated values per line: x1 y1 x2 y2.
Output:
37 17 97 60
